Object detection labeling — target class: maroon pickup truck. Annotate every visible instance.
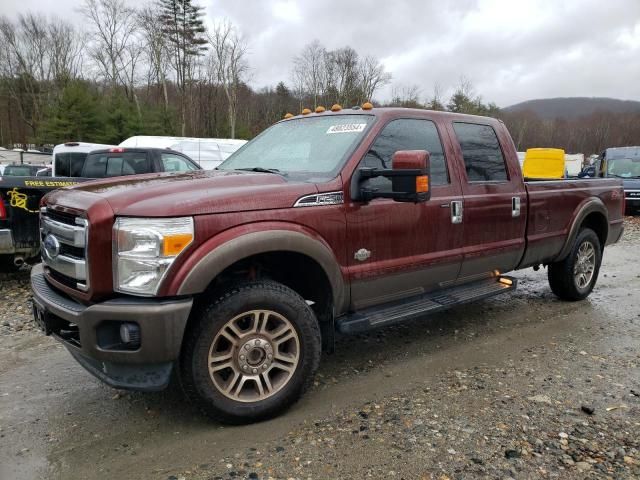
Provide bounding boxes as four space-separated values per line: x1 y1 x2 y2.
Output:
31 106 624 422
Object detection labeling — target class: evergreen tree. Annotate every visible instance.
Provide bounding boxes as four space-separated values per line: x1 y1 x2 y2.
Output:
39 81 103 143
158 0 207 136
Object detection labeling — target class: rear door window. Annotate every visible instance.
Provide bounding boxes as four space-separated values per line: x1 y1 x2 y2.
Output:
54 152 87 177
452 123 508 182
82 152 150 178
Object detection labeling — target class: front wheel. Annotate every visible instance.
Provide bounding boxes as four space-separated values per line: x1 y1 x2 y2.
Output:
179 281 321 423
548 228 602 301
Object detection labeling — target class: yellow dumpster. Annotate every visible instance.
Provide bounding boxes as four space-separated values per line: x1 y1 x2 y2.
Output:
523 148 566 179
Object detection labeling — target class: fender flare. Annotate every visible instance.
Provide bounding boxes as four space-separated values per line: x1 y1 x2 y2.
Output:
176 229 348 312
554 197 608 261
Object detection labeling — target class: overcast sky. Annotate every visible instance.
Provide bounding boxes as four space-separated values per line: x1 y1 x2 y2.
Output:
2 0 640 106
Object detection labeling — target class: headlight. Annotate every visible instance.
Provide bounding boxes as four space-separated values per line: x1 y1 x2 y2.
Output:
113 217 194 296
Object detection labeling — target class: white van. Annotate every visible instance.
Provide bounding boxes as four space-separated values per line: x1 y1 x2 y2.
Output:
119 136 247 170
564 153 585 178
52 142 115 177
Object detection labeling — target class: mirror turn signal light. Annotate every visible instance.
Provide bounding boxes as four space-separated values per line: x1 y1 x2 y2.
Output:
416 175 429 193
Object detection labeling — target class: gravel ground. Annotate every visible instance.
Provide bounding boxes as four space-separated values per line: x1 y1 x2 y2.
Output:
0 217 639 480
0 266 35 335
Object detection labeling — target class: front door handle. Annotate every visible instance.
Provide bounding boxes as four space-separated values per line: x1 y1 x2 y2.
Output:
451 200 463 224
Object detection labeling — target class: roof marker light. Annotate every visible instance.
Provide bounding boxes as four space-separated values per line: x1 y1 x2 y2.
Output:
301 108 312 115
283 113 294 119
362 102 373 110
331 104 342 112
315 106 326 113
109 147 125 153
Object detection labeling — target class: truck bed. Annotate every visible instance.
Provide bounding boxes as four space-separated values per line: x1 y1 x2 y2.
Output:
520 178 624 268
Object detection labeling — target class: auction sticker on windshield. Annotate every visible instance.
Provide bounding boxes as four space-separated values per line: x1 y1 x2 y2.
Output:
326 123 367 134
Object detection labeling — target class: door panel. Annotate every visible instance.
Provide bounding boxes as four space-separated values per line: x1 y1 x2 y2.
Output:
345 118 467 310
346 186 463 310
446 121 527 281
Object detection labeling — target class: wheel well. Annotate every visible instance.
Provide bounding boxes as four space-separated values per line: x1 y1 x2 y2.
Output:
196 251 334 323
581 212 607 250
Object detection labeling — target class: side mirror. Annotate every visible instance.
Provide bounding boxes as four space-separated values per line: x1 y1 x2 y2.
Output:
360 150 431 203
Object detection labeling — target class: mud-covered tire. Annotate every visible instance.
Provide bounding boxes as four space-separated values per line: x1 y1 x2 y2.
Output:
548 228 602 301
179 281 321 424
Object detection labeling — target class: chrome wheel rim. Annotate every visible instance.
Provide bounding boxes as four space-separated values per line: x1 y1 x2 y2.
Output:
573 241 596 289
208 310 300 402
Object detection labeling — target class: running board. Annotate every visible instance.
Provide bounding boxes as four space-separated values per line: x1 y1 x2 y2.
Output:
337 276 517 334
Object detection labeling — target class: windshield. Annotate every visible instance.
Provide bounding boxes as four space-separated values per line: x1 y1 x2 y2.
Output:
218 115 374 178
607 158 640 178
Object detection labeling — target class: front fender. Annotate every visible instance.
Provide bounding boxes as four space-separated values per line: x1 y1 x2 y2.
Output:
166 224 348 312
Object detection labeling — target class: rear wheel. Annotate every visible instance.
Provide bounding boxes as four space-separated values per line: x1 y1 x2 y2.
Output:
548 228 601 301
179 281 321 423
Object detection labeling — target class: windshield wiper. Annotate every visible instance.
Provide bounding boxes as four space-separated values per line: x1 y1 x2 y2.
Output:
236 167 286 175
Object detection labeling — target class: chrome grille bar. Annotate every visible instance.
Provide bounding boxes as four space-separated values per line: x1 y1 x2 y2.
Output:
40 207 89 291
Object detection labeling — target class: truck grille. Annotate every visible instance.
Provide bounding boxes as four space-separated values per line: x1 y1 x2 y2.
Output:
40 207 89 291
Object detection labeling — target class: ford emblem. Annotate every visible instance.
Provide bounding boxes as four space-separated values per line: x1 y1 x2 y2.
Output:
43 234 60 259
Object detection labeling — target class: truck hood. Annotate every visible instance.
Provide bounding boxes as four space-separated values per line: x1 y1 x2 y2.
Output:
46 170 319 216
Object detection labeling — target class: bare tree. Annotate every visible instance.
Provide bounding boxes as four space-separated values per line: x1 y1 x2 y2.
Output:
391 84 421 108
81 0 138 90
48 22 85 86
331 47 359 105
292 40 326 108
208 21 248 139
0 13 53 138
358 54 391 103
425 82 445 111
138 5 170 111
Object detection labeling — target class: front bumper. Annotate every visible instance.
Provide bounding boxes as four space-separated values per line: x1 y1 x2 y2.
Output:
30 264 193 391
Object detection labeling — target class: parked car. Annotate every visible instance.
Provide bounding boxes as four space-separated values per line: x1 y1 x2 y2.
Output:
0 147 201 271
1 164 49 177
119 136 247 170
597 146 640 214
52 142 116 177
32 106 624 423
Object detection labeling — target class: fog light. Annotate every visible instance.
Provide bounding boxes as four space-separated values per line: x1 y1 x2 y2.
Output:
119 323 141 347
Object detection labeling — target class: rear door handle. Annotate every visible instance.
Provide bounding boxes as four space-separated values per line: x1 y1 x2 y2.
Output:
512 197 521 217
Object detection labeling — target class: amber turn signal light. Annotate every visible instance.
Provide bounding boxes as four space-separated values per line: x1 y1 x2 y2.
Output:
163 233 194 256
416 175 429 193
